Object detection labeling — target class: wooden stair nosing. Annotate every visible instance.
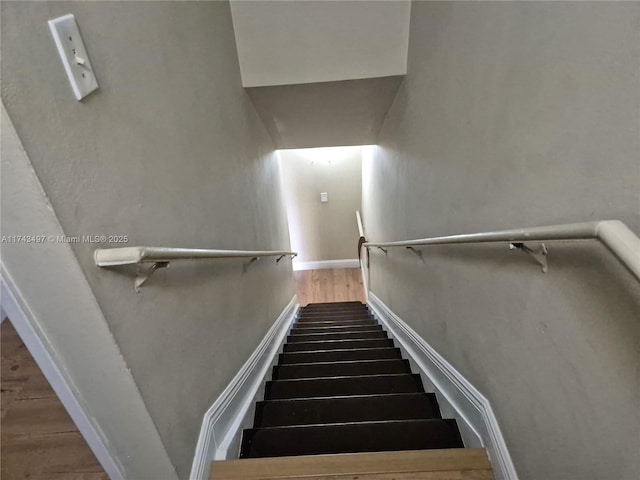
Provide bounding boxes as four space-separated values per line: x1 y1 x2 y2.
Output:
265 373 425 400
278 347 403 364
272 358 411 380
294 319 378 327
210 448 492 480
290 325 383 335
287 331 388 343
283 338 394 353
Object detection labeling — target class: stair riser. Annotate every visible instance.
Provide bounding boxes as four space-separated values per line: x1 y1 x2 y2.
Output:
294 319 377 328
288 331 387 343
301 306 369 312
273 359 410 380
255 393 441 427
302 309 369 314
297 315 372 323
265 374 424 400
279 348 402 364
283 339 394 352
302 303 365 311
300 309 369 316
240 419 464 458
290 325 383 335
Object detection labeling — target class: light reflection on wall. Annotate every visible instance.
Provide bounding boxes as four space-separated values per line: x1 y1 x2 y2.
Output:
278 145 373 267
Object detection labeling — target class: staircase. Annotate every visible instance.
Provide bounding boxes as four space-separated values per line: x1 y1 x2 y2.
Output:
240 301 464 458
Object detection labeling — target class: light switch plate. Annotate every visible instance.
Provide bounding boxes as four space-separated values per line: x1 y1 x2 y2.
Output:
48 14 98 101
320 192 328 203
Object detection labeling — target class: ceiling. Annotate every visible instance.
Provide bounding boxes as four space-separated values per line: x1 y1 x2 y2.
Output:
247 76 404 149
230 0 411 88
230 0 411 148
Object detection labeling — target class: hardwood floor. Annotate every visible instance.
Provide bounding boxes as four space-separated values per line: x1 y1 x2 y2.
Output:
1 320 108 480
294 268 366 306
211 448 494 480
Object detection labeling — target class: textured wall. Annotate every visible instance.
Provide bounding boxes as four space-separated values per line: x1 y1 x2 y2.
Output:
1 2 294 477
279 147 362 263
363 3 639 480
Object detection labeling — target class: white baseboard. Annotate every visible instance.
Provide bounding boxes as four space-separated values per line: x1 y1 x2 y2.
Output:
292 259 360 271
368 292 519 480
189 296 298 480
359 257 369 302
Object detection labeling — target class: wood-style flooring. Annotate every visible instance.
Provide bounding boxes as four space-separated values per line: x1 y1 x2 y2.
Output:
1 320 108 480
294 268 366 306
211 448 495 479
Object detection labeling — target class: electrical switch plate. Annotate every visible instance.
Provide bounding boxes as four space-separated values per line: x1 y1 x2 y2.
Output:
48 14 98 101
320 192 328 203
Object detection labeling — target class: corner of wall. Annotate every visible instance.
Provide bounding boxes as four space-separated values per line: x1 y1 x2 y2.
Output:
1 103 177 480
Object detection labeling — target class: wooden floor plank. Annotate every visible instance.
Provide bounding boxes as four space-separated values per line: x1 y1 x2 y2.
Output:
210 449 493 480
295 268 365 306
332 269 348 302
282 471 494 480
2 396 79 438
1 320 107 480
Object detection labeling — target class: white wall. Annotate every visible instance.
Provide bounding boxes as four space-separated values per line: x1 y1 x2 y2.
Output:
230 0 410 87
363 3 639 480
279 147 362 265
1 2 294 477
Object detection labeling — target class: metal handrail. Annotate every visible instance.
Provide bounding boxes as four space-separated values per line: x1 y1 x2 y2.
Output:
364 220 640 281
356 211 365 239
94 247 297 266
356 211 367 261
94 246 297 292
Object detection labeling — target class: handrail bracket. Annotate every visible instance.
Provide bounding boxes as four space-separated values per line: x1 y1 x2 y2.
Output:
243 257 259 272
135 261 170 293
277 253 297 263
509 243 549 273
406 246 423 259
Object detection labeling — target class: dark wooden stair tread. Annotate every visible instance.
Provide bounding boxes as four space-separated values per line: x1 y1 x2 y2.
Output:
299 307 369 315
273 359 410 380
284 338 394 352
255 393 441 427
296 315 372 323
303 301 364 308
265 373 424 399
240 419 464 458
240 302 466 463
279 347 402 364
288 330 387 343
294 319 377 327
291 324 382 334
